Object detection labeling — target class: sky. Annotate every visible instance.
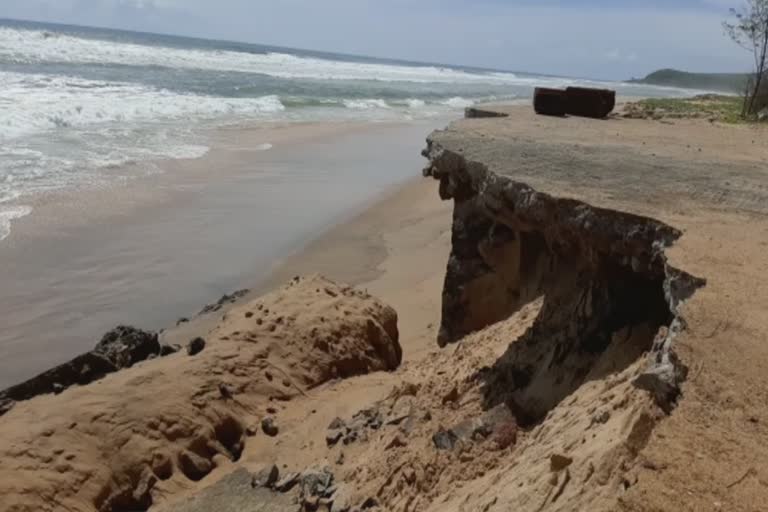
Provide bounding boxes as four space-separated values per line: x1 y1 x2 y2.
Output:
0 0 754 80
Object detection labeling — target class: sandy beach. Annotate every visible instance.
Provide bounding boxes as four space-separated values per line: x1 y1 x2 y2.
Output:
0 118 448 387
2 103 768 512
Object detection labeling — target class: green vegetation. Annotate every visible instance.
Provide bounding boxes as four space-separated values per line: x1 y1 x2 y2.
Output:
628 69 748 93
622 95 745 123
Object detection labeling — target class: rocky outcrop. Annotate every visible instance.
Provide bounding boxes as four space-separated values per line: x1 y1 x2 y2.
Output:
0 326 167 415
422 136 704 414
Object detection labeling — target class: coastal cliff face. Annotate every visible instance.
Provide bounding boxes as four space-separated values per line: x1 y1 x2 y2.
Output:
422 134 704 416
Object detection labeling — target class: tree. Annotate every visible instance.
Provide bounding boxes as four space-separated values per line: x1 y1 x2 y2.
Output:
724 0 768 117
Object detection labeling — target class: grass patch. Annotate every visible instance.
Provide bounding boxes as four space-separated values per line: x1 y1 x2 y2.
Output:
623 95 744 123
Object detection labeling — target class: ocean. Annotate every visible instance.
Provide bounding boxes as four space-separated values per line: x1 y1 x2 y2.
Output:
0 18 697 242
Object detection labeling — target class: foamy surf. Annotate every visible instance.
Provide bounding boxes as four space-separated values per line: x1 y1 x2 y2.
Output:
0 27 522 84
0 206 32 241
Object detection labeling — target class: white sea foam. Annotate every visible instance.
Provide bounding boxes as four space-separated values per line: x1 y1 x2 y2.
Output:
0 206 32 241
343 99 390 110
405 99 426 108
0 71 285 141
0 27 523 84
443 97 475 108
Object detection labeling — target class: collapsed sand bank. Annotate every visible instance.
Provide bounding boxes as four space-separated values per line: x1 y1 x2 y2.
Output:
0 276 400 512
3 104 768 512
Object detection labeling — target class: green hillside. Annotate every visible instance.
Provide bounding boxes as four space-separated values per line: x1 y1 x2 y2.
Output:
629 69 748 93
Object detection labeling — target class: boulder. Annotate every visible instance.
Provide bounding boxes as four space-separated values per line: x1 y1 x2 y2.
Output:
93 326 160 369
187 337 206 356
252 464 280 488
261 417 279 437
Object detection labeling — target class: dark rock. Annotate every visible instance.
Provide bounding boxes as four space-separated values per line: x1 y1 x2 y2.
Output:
326 429 344 447
187 337 206 356
432 429 459 450
178 450 213 481
274 472 300 492
252 464 280 488
433 404 516 451
533 87 567 117
199 289 250 315
160 344 181 356
94 326 160 369
328 417 345 430
442 386 459 404
261 417 279 437
176 317 189 326
300 466 334 499
219 383 234 400
465 107 509 119
0 351 117 412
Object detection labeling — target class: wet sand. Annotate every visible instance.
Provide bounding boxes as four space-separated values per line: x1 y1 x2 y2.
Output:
0 119 447 388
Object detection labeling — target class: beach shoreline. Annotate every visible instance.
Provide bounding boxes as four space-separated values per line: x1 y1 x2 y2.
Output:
0 117 449 388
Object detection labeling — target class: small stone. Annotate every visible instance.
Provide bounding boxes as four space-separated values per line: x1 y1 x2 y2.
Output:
252 464 280 488
300 466 335 498
52 383 65 394
160 344 181 356
245 311 254 318
328 417 345 430
266 407 277 414
246 424 258 437
218 383 234 400
432 429 458 450
326 430 344 447
274 472 300 492
187 337 206 356
262 417 279 437
442 386 459 405
550 454 574 472
336 452 345 465
176 317 189 325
